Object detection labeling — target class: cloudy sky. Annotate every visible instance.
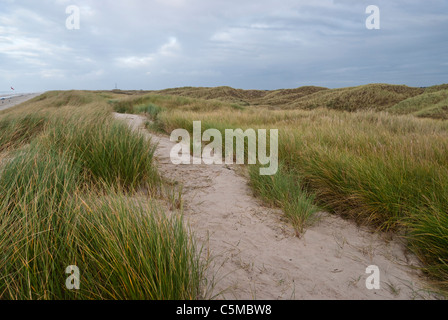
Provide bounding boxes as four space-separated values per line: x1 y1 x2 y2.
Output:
0 0 447 92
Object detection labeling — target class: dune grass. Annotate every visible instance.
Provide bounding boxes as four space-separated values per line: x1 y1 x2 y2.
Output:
0 92 206 300
151 83 424 113
133 103 164 117
40 110 160 191
138 91 448 290
0 145 81 299
249 164 319 236
291 83 423 111
3 84 448 296
0 113 47 152
100 85 448 291
388 88 448 119
0 179 204 299
69 193 204 300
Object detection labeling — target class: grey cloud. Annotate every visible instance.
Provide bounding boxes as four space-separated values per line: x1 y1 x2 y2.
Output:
0 0 446 92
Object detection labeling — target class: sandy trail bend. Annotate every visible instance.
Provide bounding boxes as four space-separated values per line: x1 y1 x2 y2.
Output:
115 112 437 300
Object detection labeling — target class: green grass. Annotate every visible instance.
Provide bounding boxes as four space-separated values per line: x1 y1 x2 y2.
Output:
405 206 448 289
0 92 206 300
388 89 448 119
109 94 193 114
40 110 160 191
0 143 83 299
0 144 81 216
69 193 205 300
249 164 319 237
0 184 205 299
0 113 47 152
133 103 164 117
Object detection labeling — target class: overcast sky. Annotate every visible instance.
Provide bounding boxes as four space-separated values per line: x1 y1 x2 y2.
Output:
0 0 447 92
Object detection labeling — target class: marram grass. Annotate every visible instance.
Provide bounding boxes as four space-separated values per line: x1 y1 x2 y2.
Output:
3 86 448 295
144 92 448 290
249 164 319 237
0 94 206 300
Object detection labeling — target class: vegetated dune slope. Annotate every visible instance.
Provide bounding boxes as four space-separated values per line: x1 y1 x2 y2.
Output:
155 85 329 107
152 83 448 119
389 85 448 119
114 84 448 291
153 83 418 107
115 112 438 300
3 89 445 299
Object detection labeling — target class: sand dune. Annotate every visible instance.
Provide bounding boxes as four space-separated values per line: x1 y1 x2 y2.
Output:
115 112 439 300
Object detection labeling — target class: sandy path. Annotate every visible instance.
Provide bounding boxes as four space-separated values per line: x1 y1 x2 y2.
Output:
115 112 438 300
0 93 42 112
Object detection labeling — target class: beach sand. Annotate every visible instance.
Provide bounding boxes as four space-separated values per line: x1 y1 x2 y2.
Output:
0 93 42 112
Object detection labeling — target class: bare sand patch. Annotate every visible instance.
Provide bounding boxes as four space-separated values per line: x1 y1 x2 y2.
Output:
0 93 42 112
114 112 439 300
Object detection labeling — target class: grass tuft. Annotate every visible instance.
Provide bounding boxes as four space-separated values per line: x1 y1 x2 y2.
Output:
249 164 319 237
